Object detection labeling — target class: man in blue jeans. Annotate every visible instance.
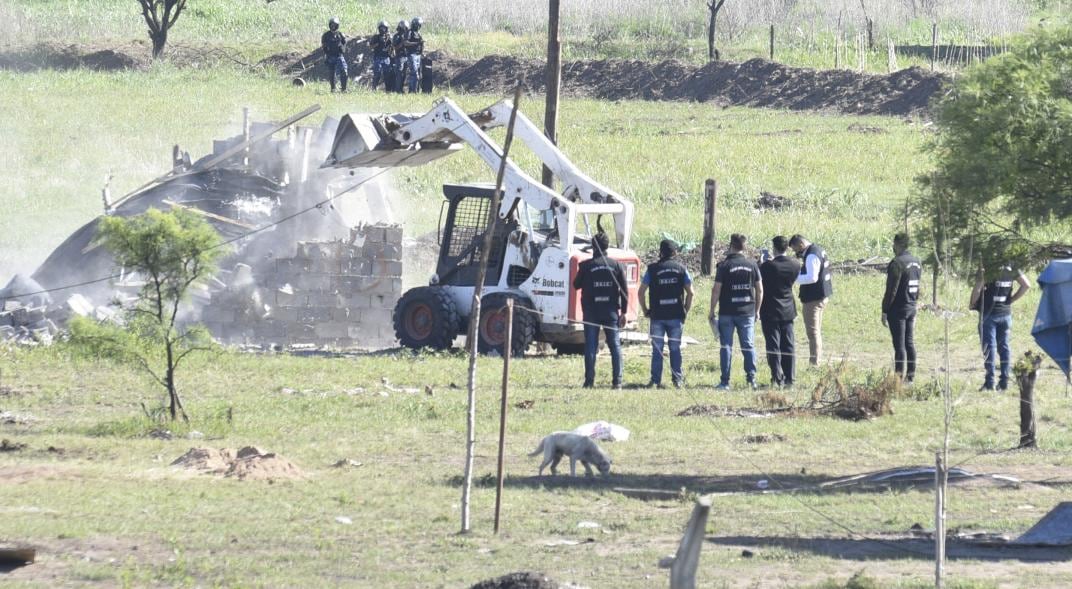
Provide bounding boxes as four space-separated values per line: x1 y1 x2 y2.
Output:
970 263 1030 390
404 17 425 93
369 21 393 91
708 234 763 389
321 17 348 93
573 232 629 389
639 239 695 388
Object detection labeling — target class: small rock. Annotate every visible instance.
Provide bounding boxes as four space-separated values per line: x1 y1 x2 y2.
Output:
332 459 363 468
756 479 769 489
577 521 600 529
186 430 204 440
148 429 173 440
657 555 675 569
335 516 353 525
741 549 754 558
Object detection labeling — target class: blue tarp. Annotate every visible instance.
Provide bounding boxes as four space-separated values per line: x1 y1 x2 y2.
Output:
1032 259 1072 376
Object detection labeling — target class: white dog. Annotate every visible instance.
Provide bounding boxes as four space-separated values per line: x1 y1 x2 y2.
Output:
528 432 612 477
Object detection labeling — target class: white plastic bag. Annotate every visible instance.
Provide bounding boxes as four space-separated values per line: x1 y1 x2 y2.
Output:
574 420 630 442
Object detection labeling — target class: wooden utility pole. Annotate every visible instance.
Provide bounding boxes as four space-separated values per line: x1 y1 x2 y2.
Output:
542 0 561 189
700 179 718 276
493 299 514 534
461 83 524 534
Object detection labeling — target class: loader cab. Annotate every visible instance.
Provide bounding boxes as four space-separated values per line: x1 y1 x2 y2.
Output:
435 184 519 287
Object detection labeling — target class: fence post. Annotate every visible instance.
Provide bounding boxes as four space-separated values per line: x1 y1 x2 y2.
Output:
769 24 775 61
1017 351 1041 448
700 179 717 276
670 496 711 589
931 22 938 71
866 17 874 50
934 451 946 589
887 36 896 73
493 299 514 534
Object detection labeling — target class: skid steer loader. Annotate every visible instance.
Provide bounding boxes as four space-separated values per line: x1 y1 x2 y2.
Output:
323 97 640 356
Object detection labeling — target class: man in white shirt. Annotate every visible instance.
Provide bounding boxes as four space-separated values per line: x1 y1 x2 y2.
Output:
789 235 832 366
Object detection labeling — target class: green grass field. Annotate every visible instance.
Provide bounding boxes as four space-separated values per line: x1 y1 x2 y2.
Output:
3 7 1072 587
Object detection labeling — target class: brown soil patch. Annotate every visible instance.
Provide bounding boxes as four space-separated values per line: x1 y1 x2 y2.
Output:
1 438 27 452
470 571 577 589
170 446 303 481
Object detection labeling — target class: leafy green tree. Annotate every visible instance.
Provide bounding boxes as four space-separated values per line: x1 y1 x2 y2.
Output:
917 22 1072 275
71 209 223 421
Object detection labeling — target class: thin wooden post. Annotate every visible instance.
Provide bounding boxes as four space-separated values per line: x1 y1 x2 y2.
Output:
670 496 711 589
835 12 843 69
769 24 775 60
866 17 874 50
493 299 514 534
242 107 251 168
542 0 561 189
1017 351 1041 448
931 22 938 71
461 83 524 534
935 451 946 589
700 179 717 276
887 35 896 73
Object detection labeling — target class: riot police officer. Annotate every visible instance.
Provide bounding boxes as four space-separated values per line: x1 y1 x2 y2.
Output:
881 233 922 383
321 17 348 92
391 20 409 93
369 20 393 92
573 232 629 389
404 17 426 93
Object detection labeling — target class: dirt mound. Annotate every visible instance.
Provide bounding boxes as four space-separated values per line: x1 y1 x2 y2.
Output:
470 572 577 589
0 43 145 72
170 446 303 481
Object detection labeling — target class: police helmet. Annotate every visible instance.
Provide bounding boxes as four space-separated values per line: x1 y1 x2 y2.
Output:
410 16 424 29
378 20 389 31
328 17 340 29
397 20 409 31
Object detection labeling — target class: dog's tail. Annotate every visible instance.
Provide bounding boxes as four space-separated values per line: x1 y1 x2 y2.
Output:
527 437 545 457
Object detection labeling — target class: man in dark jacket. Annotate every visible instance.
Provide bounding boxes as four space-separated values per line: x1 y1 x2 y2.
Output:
969 263 1030 390
790 234 832 366
639 239 695 388
759 235 800 387
321 17 348 92
391 20 409 93
369 20 393 91
573 232 628 389
404 17 425 93
881 233 922 383
709 234 763 389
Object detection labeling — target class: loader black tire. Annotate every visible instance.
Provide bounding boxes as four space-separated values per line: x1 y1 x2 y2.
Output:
552 342 586 356
477 293 536 358
394 287 460 351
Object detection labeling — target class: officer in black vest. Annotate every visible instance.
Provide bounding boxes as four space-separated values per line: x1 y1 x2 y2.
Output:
709 234 763 389
639 239 695 388
759 235 800 387
789 234 832 366
573 231 629 389
403 17 425 93
970 262 1030 390
391 20 409 93
881 233 922 383
321 17 348 92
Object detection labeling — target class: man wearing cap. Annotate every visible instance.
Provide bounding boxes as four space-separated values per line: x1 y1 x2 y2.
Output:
639 239 695 388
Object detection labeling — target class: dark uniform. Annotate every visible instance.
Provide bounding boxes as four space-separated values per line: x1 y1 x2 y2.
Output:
760 254 800 386
391 25 408 93
321 28 348 92
574 253 628 388
977 266 1018 389
644 258 691 386
370 29 393 91
404 28 424 93
882 250 922 381
715 253 761 387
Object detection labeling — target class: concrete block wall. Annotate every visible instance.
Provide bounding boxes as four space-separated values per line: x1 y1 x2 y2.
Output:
203 223 403 349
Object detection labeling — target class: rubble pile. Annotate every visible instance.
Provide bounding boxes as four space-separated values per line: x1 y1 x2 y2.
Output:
0 275 60 345
201 223 403 349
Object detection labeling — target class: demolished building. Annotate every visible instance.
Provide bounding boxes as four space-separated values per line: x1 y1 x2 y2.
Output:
0 105 404 350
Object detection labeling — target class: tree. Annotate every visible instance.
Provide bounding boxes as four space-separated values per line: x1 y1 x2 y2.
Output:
137 0 188 59
71 209 223 421
707 0 728 61
917 22 1072 273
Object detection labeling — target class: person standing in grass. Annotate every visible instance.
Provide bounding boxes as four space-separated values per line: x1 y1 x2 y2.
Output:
639 239 695 389
881 233 922 383
369 20 393 92
573 231 629 390
391 20 410 93
759 236 800 387
321 17 348 93
404 17 425 93
970 262 1031 391
790 234 832 366
709 234 763 390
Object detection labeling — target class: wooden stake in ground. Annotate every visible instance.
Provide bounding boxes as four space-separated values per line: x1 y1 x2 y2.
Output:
769 24 775 61
931 22 939 71
542 0 561 189
1016 351 1042 448
461 83 524 534
493 299 514 534
700 179 718 276
934 451 946 589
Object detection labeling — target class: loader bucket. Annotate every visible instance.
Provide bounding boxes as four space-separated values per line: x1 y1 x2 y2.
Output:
322 113 462 169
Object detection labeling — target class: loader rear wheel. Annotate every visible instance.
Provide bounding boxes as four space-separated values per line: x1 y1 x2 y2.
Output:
477 293 536 358
393 287 459 351
552 343 586 356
